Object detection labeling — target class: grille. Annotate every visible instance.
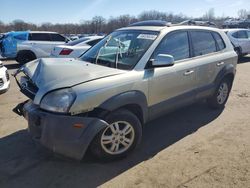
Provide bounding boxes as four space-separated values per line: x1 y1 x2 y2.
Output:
0 78 3 87
5 70 9 81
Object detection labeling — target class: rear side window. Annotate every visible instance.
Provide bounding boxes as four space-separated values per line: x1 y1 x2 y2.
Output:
86 39 102 46
29 33 51 41
232 31 248 39
50 34 66 42
190 31 217 56
212 32 226 51
153 31 190 61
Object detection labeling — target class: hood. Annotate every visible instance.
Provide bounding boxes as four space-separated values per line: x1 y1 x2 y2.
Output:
22 58 126 91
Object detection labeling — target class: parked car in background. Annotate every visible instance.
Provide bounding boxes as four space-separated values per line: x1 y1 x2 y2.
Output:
51 36 104 58
223 18 250 29
69 35 79 41
14 21 237 161
0 61 10 93
224 29 250 56
0 31 69 64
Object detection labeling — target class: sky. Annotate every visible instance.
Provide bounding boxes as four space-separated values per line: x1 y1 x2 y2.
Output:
1 0 250 24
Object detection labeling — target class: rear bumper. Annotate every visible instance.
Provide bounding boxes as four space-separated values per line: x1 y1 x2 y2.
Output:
19 101 108 160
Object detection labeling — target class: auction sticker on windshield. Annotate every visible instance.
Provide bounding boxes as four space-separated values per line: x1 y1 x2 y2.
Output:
137 34 157 40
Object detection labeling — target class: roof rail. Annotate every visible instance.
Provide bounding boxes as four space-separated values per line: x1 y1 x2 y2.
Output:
129 20 172 27
174 20 217 27
128 20 217 28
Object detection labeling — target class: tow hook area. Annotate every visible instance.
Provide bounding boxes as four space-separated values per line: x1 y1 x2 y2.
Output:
13 100 29 116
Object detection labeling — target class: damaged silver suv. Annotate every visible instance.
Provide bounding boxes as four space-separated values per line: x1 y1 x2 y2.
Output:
13 21 237 160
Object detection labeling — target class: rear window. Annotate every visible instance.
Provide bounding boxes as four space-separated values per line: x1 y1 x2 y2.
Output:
50 34 66 42
190 31 217 56
29 33 51 41
67 37 90 46
212 32 226 51
86 38 102 46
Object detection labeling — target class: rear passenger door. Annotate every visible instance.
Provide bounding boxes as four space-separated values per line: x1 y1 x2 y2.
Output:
189 30 228 99
148 31 197 119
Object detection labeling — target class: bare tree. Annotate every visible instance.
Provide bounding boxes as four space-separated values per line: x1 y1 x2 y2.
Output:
0 9 247 34
238 9 248 19
203 8 215 21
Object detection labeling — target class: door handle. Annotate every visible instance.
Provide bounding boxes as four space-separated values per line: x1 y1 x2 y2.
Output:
184 70 194 76
217 62 225 67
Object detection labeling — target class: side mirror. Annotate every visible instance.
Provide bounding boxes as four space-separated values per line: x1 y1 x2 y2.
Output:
151 54 174 68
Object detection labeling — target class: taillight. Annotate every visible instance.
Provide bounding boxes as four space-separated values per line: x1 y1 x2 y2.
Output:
59 48 73 55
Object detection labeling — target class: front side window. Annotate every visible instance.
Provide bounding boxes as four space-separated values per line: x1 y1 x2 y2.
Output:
14 33 27 40
80 30 158 70
29 33 51 41
152 31 190 61
191 31 217 56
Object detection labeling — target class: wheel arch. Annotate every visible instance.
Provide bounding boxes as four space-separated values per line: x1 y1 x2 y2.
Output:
16 49 37 58
92 90 149 124
214 64 235 91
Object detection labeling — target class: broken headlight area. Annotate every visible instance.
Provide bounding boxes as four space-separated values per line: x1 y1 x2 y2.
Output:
40 88 76 113
13 67 38 99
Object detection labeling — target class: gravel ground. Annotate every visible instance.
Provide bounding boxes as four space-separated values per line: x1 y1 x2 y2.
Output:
0 58 250 188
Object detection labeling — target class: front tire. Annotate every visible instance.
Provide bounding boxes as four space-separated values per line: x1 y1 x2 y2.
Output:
90 109 142 161
207 78 232 109
16 51 36 64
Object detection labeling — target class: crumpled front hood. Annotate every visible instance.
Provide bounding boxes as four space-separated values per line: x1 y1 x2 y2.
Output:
22 58 125 92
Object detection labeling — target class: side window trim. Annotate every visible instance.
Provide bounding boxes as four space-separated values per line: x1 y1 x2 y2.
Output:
211 32 220 52
187 30 194 58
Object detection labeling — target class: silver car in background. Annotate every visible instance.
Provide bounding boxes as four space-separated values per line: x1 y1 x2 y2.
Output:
224 28 250 56
13 21 237 161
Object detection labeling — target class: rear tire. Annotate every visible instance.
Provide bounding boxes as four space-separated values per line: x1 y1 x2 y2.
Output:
90 109 142 161
16 51 36 64
207 78 232 109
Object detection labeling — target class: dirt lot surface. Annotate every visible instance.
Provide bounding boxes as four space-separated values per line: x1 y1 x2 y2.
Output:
0 58 250 188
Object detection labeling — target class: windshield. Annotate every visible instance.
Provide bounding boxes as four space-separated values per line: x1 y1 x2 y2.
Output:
80 30 158 70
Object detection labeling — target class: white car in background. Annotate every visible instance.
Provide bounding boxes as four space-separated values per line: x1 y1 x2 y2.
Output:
224 29 250 56
0 61 10 93
51 36 104 58
0 31 69 64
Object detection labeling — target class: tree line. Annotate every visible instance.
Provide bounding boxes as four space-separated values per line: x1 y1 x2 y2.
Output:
0 9 249 34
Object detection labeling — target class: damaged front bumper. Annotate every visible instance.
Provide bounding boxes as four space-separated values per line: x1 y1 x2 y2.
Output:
14 101 108 160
